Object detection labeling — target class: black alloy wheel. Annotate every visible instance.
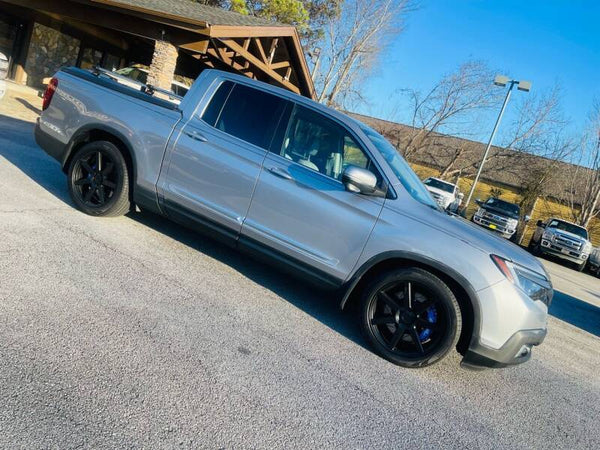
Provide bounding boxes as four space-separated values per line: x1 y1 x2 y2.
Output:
361 268 461 368
68 141 131 217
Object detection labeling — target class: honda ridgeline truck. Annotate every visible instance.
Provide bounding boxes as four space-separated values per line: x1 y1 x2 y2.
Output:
529 218 592 271
35 67 552 369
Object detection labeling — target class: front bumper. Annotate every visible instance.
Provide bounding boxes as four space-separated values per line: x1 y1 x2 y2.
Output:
462 278 549 369
539 240 587 264
473 215 515 239
462 329 547 368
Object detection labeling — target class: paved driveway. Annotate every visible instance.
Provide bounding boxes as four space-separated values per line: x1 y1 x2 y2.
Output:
1 97 599 448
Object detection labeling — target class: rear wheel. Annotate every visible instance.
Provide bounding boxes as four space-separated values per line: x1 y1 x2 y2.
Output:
67 141 130 217
360 268 461 368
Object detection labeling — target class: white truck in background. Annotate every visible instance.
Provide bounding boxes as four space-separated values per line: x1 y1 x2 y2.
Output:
529 218 593 272
423 177 463 212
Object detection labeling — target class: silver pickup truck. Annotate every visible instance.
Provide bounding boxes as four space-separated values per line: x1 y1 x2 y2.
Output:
35 67 552 369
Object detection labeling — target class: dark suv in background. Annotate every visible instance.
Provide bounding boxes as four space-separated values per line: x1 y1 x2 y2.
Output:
472 197 525 242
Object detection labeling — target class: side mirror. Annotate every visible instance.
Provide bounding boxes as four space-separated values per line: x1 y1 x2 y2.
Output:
525 215 531 222
475 198 482 206
342 166 378 196
536 220 545 228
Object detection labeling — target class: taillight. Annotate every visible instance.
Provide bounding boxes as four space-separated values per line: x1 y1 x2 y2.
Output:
42 77 58 111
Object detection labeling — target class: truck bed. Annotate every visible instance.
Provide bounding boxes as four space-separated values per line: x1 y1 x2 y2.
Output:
61 67 181 111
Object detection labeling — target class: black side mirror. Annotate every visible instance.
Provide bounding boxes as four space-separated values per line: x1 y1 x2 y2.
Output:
536 220 545 228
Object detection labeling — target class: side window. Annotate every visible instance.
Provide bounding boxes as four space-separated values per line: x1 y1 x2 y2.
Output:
277 105 380 182
201 80 234 126
202 82 287 149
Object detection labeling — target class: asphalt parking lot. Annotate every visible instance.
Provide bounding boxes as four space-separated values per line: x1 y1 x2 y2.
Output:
1 91 599 448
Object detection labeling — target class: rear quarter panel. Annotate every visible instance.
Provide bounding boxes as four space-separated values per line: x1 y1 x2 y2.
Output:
38 72 182 194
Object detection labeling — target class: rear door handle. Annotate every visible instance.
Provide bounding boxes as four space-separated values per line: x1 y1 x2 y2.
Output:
267 166 293 181
184 130 208 142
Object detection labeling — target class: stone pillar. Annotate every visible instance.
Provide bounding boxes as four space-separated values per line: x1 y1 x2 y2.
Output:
146 40 178 91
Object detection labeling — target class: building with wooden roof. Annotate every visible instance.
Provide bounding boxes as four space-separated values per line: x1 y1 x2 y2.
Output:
0 0 315 97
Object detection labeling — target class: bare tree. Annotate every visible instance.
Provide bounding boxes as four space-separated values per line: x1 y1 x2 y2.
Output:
311 0 412 108
435 84 567 184
396 61 500 162
562 102 600 228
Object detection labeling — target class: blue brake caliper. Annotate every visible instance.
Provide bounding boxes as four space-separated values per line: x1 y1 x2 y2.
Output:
418 307 437 341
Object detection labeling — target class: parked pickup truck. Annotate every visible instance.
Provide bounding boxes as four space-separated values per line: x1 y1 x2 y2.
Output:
587 247 600 277
472 197 525 242
529 218 593 271
423 177 463 212
35 67 552 369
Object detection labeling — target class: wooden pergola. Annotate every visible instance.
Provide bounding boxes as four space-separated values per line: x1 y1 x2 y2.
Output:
1 0 315 98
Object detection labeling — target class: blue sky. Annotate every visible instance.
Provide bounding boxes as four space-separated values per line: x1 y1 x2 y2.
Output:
355 0 600 143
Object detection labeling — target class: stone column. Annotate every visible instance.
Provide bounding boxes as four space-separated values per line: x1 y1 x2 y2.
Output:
146 40 178 91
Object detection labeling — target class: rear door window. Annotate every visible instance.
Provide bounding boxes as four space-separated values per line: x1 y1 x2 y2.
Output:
202 81 288 150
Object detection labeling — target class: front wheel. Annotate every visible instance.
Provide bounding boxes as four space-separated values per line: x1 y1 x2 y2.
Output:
575 261 586 272
360 268 461 368
67 141 131 217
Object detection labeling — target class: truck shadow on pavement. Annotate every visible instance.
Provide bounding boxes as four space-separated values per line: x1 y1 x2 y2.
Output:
0 115 72 205
128 209 368 349
549 290 600 337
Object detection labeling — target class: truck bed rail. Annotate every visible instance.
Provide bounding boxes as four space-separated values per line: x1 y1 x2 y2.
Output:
61 66 181 112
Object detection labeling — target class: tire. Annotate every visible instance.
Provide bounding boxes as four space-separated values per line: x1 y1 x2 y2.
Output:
575 261 586 272
509 233 518 244
360 268 461 368
67 141 130 217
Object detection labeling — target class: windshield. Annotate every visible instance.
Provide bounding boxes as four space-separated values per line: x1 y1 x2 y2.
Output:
360 125 438 209
547 220 588 239
484 198 520 217
424 178 455 194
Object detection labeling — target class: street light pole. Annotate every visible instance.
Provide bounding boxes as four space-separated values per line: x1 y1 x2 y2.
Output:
462 76 530 213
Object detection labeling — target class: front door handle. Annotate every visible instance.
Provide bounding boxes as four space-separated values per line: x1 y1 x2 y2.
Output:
184 130 208 142
267 166 293 181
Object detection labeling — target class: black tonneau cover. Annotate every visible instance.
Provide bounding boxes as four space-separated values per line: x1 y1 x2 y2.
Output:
61 67 181 112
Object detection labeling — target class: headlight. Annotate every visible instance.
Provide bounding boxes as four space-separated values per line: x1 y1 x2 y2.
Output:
507 218 518 230
542 230 553 241
475 207 485 217
491 255 552 305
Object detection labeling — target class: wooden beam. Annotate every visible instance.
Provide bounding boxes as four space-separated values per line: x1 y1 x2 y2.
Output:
179 38 209 54
271 61 290 70
268 38 279 64
254 38 268 65
208 25 296 38
218 38 300 94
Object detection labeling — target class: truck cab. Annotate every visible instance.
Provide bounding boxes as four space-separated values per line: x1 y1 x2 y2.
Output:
529 218 592 271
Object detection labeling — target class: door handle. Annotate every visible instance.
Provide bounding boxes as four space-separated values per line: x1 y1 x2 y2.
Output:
267 166 293 181
184 130 208 142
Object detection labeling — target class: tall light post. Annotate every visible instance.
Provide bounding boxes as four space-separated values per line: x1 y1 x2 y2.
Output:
462 75 532 213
